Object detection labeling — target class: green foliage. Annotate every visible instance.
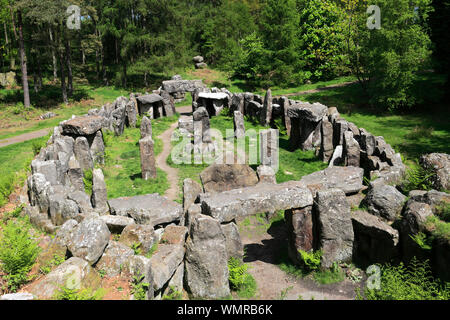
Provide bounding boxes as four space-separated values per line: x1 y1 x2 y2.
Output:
131 242 142 256
401 165 435 194
228 257 257 298
361 258 450 300
131 274 150 301
298 249 322 272
145 242 159 259
0 218 40 292
410 232 432 250
39 254 66 275
83 169 93 196
2 205 24 223
162 286 183 300
54 286 105 300
313 262 345 285
425 216 450 242
435 202 450 223
344 0 433 110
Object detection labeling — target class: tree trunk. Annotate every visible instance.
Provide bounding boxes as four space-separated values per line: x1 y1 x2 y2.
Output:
49 28 57 82
65 37 73 97
57 28 68 104
17 11 30 107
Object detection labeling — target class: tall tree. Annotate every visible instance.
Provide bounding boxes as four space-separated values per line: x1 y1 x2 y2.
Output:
16 9 30 107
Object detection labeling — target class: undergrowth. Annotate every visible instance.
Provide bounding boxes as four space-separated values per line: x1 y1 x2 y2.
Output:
228 257 257 299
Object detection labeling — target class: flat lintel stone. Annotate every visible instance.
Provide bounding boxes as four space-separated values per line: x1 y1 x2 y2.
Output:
200 182 313 223
62 115 103 136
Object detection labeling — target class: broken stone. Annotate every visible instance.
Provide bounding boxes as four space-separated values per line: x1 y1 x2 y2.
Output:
119 224 156 254
74 137 94 172
200 164 259 194
61 115 103 136
99 215 135 233
95 241 134 277
361 184 406 221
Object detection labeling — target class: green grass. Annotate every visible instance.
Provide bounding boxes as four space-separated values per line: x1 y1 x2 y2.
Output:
0 135 48 206
101 115 179 199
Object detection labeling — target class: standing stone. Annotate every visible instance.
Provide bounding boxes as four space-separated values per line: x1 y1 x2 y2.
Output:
67 155 84 192
320 116 334 163
231 93 244 115
160 90 175 117
183 178 202 212
343 131 360 167
74 137 94 172
419 153 450 191
185 214 230 299
261 89 272 126
233 111 245 139
285 207 314 265
90 131 105 165
259 129 279 172
221 221 244 260
139 136 157 180
280 96 291 137
140 116 152 139
111 106 126 136
92 168 108 214
359 128 376 156
314 189 354 268
193 107 212 143
125 100 138 128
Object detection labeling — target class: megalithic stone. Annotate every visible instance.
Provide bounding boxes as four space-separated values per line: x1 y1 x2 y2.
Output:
140 116 152 139
320 116 334 163
125 100 137 128
74 136 94 172
280 96 291 136
92 168 109 215
233 111 245 139
90 131 105 165
259 128 279 173
260 88 272 126
139 136 157 180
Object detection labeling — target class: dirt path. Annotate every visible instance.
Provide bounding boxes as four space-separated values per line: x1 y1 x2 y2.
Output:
240 219 359 300
156 105 192 201
0 129 50 148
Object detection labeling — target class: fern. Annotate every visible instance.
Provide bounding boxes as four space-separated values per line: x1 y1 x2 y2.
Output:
131 273 149 300
298 249 322 271
0 219 40 292
402 166 435 193
54 286 105 300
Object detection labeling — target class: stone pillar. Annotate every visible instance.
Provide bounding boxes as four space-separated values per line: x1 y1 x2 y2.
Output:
259 129 279 173
320 116 334 163
140 116 152 139
260 88 272 126
280 96 291 137
92 168 108 215
125 100 137 128
139 136 157 180
233 111 245 139
344 131 361 167
285 207 314 265
74 137 94 172
90 131 105 165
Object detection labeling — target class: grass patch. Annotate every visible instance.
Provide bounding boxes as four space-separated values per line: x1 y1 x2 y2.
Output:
101 115 178 199
313 263 345 285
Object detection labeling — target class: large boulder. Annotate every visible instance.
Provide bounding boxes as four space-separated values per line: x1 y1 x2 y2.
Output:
95 241 134 277
314 189 354 268
201 182 313 223
149 244 185 292
67 218 111 265
119 224 156 255
419 153 450 191
361 184 406 221
199 164 258 193
29 257 101 300
299 166 364 195
108 194 183 227
351 210 399 265
61 115 103 136
185 214 230 299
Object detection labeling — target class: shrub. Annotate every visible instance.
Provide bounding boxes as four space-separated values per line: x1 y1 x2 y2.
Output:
425 216 450 242
298 249 322 272
435 202 450 223
54 286 105 300
360 258 450 300
0 218 40 292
